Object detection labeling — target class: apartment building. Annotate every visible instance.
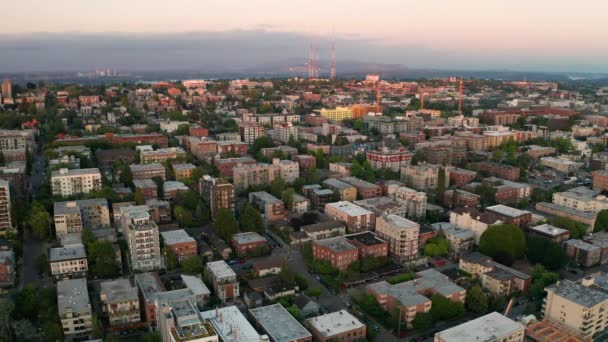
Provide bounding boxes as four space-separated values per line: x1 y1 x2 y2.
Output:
388 186 427 219
543 279 608 338
49 244 88 280
367 269 465 328
276 122 298 142
432 223 475 257
0 180 11 233
320 107 354 121
160 229 197 262
311 236 359 271
485 204 532 229
134 272 165 327
474 162 520 181
133 179 158 200
232 232 268 256
291 194 310 214
232 162 279 190
592 170 608 192
434 312 524 342
0 129 35 162
329 162 352 177
552 187 608 214
446 167 477 187
459 252 531 296
564 239 601 267
307 310 366 342
303 185 334 210
375 215 420 261
100 278 141 327
481 177 532 202
298 221 347 241
51 168 102 197
366 147 413 172
250 304 312 342
58 278 93 341
443 189 480 208
273 158 300 183
541 157 582 174
363 115 408 134
536 202 596 228
140 147 186 164
122 209 162 272
260 145 299 159
239 123 265 145
199 175 235 219
54 198 111 236
293 154 316 171
200 306 263 342
206 261 239 302
157 298 218 342
527 145 557 158
0 249 15 287
401 164 450 191
323 178 357 201
529 224 570 243
449 207 502 244
345 232 389 259
172 163 197 180
325 201 375 233
340 176 382 199
130 163 166 180
248 191 285 222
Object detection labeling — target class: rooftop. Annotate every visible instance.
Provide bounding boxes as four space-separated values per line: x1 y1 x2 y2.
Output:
134 272 165 304
173 163 197 171
546 280 608 308
564 239 600 252
49 244 86 262
486 204 530 218
323 178 356 190
180 275 211 297
314 236 357 253
250 191 282 204
325 201 373 217
200 306 262 342
301 220 345 233
536 202 596 219
249 304 311 342
232 231 267 245
355 196 402 212
346 231 386 246
57 278 91 315
207 260 237 279
340 176 380 190
133 178 157 188
100 278 138 304
130 163 164 171
307 310 365 337
434 312 523 342
51 167 101 177
530 224 569 237
161 229 195 246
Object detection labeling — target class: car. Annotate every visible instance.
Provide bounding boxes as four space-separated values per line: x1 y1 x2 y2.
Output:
228 260 237 265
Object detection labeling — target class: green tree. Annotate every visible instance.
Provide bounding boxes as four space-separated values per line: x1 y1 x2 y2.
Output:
181 256 203 274
88 240 118 278
287 304 301 320
550 216 588 239
165 247 178 271
282 188 295 211
595 210 608 232
27 202 51 240
240 204 265 233
466 286 488 314
412 312 433 331
134 188 145 205
174 205 193 227
529 265 559 299
119 163 133 186
423 236 450 257
269 176 286 198
491 149 503 163
435 167 446 201
526 237 568 270
479 224 526 265
430 294 465 321
214 208 239 242
305 287 323 299
36 254 48 275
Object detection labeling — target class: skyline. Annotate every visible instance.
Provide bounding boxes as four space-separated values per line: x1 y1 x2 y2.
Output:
1 0 608 73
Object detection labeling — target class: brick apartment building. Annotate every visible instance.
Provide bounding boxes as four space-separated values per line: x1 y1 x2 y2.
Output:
475 162 520 182
130 163 166 180
214 157 257 178
232 232 268 256
485 204 532 229
444 189 480 208
160 229 197 262
447 167 477 187
325 201 376 233
199 175 235 219
340 177 382 199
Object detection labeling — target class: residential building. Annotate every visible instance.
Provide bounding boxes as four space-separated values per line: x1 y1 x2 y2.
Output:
135 272 165 327
0 129 35 162
325 201 375 233
133 178 158 200
366 269 465 328
160 230 197 262
432 223 475 257
172 163 197 180
232 163 279 190
304 186 334 211
375 215 420 261
0 180 11 232
200 306 263 342
58 278 93 341
0 249 15 287
130 163 166 180
54 198 111 236
389 186 427 219
249 191 285 222
261 145 299 159
447 167 477 187
323 178 357 201
252 257 284 277
239 123 264 145
49 244 88 280
320 107 354 121
592 170 608 192
564 239 601 267
100 278 141 327
273 158 300 183
231 232 268 256
291 194 310 214
552 187 608 214
122 208 162 272
312 236 359 271
355 196 406 218
345 231 389 259
475 162 520 181
159 120 189 133
541 157 582 174
443 189 480 208
199 175 235 218
450 207 502 244
543 280 608 338
480 177 532 203
250 304 312 342
340 177 382 199
181 275 211 307
163 181 190 200
157 298 218 342
363 115 409 134
293 154 316 171
526 145 557 158
276 122 298 143
535 202 596 228
434 312 524 342
583 231 608 265
206 261 239 302
526 319 593 342
459 252 531 296
485 204 532 229
307 310 366 342
366 147 413 172
51 168 102 197
329 162 351 177
529 224 570 243
299 221 347 241
140 147 186 164
401 164 449 191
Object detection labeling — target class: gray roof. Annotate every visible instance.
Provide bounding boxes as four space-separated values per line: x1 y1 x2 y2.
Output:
546 280 608 308
100 278 138 304
49 244 86 262
307 310 365 337
57 278 91 315
313 236 357 253
250 304 312 342
160 229 195 245
564 239 600 252
200 306 262 342
434 312 523 342
180 275 211 297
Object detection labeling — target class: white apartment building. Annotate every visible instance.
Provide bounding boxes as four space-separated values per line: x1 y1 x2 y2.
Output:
434 312 524 342
49 244 88 280
121 209 162 272
100 278 141 327
273 158 300 183
58 278 93 340
390 186 427 219
51 168 102 197
375 214 419 261
276 122 298 143
206 261 240 302
552 187 608 214
160 120 189 133
324 201 376 233
54 198 111 236
239 123 264 146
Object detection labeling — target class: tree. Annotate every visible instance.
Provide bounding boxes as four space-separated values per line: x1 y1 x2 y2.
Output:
412 312 433 331
550 216 588 239
240 204 265 233
466 286 488 314
269 176 286 198
134 188 145 205
119 163 133 186
435 167 446 201
423 236 450 257
479 224 526 264
88 240 118 278
491 148 503 163
430 294 465 322
526 237 568 270
214 208 238 242
282 188 295 211
595 210 608 232
36 254 48 275
529 265 559 299
27 202 51 240
305 287 322 299
181 256 203 274
174 205 193 227
287 304 301 320
165 247 178 271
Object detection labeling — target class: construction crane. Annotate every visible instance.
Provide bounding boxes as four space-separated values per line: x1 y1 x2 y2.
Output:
504 297 515 317
458 78 464 114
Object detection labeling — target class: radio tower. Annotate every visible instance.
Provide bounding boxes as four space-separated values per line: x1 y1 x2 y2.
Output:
314 46 320 78
376 80 382 113
458 78 464 114
308 42 315 80
330 42 336 80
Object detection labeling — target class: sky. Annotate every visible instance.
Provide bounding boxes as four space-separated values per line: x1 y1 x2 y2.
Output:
1 0 607 73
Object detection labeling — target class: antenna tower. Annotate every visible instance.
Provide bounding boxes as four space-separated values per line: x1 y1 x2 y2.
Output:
330 42 336 80
458 78 464 114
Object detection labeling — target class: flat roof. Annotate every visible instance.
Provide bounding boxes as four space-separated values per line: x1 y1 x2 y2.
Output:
340 176 380 190
134 272 165 304
232 231 267 245
180 275 211 297
133 178 157 188
201 306 262 342
314 236 357 253
100 278 138 304
51 168 101 177
323 178 355 190
486 204 530 218
49 244 86 262
434 312 523 342
129 163 164 171
546 280 608 308
173 163 196 171
161 229 195 246
307 310 365 337
530 224 569 237
250 191 282 204
207 260 237 279
345 231 385 246
536 202 596 219
564 239 600 252
325 201 373 217
249 304 312 342
57 278 91 315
